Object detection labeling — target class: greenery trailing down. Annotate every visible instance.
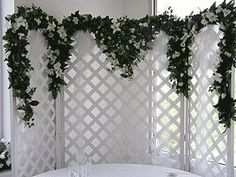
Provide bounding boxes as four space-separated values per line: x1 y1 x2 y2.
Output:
62 12 157 79
2 5 70 127
3 1 236 128
186 1 236 128
0 139 11 172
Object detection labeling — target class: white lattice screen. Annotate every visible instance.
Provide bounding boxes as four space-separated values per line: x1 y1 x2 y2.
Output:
189 26 229 177
150 32 183 169
11 28 235 177
61 32 152 166
12 31 56 177
58 28 234 176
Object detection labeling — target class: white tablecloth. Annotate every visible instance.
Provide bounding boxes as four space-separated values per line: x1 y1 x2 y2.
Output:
34 164 201 177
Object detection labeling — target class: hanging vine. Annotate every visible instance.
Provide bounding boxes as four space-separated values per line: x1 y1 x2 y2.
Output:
3 1 236 128
3 5 70 127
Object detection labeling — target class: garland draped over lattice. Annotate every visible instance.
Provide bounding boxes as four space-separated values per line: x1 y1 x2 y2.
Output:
3 1 236 128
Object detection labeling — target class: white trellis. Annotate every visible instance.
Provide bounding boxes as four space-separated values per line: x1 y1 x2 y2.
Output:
58 32 152 166
189 25 230 177
11 28 235 177
11 31 56 177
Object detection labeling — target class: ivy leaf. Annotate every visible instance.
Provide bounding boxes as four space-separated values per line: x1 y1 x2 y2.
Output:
29 100 39 106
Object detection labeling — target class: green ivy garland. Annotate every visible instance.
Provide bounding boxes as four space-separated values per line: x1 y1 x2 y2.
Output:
3 1 236 129
187 1 236 128
3 5 70 127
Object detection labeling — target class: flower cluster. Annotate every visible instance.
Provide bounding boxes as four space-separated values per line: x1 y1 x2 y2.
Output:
3 1 236 129
0 139 11 172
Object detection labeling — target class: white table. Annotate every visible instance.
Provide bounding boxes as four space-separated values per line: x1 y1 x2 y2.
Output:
35 164 201 177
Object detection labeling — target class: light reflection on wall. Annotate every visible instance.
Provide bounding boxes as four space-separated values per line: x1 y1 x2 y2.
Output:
156 0 230 17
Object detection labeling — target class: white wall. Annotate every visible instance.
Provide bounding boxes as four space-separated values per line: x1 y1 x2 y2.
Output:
15 0 152 19
1 0 14 141
122 0 151 18
156 0 229 17
15 0 123 20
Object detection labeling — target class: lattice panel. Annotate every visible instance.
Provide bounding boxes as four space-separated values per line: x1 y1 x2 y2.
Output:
189 26 227 177
63 32 152 165
151 32 182 169
13 31 56 177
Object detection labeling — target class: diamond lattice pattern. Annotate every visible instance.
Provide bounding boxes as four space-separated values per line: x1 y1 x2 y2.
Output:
150 32 182 169
189 26 227 177
63 32 152 165
13 32 56 177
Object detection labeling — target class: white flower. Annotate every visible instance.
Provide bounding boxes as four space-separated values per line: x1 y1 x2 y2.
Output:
18 99 25 107
215 6 223 14
18 33 25 39
47 22 56 31
111 52 116 58
18 110 25 118
223 9 231 17
139 22 148 27
73 17 79 24
139 49 147 58
201 19 208 25
129 39 133 44
205 11 217 22
54 62 61 71
181 33 190 43
57 27 67 40
15 17 27 27
221 93 226 99
233 20 236 26
47 52 56 62
172 51 180 58
225 52 231 57
0 164 3 168
130 28 135 33
56 69 63 78
141 40 146 46
108 57 118 66
221 39 226 46
134 42 140 48
13 17 28 30
180 42 185 47
8 68 12 73
6 15 11 21
219 23 225 31
35 19 41 25
215 73 222 82
100 45 107 50
26 86 32 93
54 49 60 56
52 62 63 78
180 73 184 77
178 82 183 86
111 22 121 33
0 139 7 144
6 160 11 166
47 69 54 75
